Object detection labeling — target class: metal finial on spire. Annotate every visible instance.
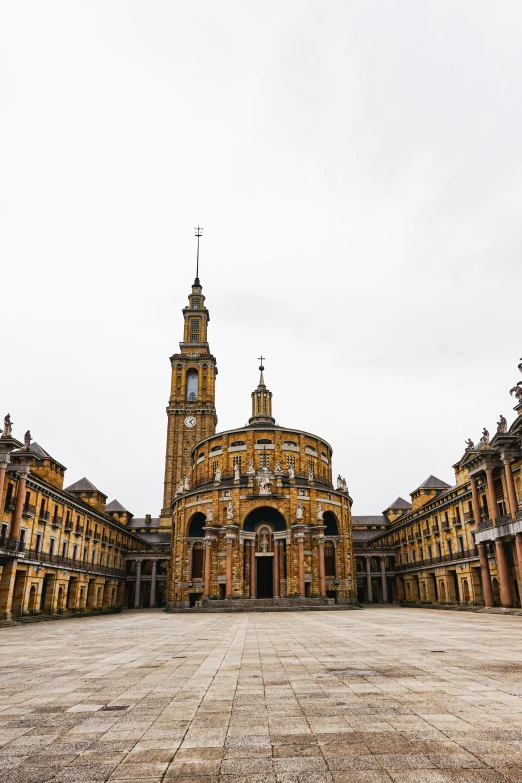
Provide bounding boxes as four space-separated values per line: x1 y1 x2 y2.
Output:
258 355 265 371
194 226 203 283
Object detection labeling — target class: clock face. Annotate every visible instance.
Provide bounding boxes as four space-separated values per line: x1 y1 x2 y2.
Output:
184 415 197 428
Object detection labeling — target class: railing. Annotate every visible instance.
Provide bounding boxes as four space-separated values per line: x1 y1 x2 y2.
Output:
85 528 93 539
431 525 439 534
108 538 115 547
74 525 84 536
51 515 62 528
64 522 73 532
396 547 478 572
423 527 430 536
452 517 462 528
38 510 49 522
5 498 16 511
22 503 36 518
21 548 126 577
464 511 474 522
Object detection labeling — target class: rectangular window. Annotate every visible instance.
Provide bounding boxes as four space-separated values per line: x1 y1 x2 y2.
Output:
92 550 96 564
190 333 199 342
458 536 464 554
259 454 270 468
192 545 204 579
286 455 295 471
99 553 104 566
49 538 55 556
73 545 78 560
192 297 200 309
428 545 432 559
233 455 242 472
83 547 87 562
1 522 8 543
190 318 199 331
35 533 42 553
308 459 314 477
62 541 67 558
447 539 452 556
211 459 218 476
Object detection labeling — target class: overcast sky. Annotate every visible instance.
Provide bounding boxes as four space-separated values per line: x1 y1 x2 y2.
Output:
1 1 521 516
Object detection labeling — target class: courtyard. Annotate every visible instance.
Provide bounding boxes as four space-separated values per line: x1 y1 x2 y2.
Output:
1 608 522 782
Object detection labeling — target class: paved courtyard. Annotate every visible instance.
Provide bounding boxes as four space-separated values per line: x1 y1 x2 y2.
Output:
2 608 522 782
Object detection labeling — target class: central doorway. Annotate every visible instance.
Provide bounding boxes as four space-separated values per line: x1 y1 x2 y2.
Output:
256 556 273 598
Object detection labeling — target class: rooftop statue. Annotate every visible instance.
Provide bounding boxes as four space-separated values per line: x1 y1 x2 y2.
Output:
246 460 256 476
510 381 522 402
233 463 240 481
480 428 490 446
465 438 474 449
317 502 324 521
288 465 295 480
1 413 12 438
24 430 31 450
214 466 222 483
497 414 507 433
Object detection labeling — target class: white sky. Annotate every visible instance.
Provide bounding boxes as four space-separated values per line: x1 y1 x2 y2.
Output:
1 1 521 516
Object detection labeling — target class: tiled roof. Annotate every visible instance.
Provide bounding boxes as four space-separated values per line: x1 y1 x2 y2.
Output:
352 515 389 526
106 499 129 513
127 517 161 529
415 475 451 491
65 477 102 493
386 496 412 510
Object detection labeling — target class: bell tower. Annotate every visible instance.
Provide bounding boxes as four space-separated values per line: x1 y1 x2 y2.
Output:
160 232 218 526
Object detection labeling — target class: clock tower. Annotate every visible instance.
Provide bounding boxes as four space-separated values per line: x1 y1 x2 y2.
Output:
160 273 218 527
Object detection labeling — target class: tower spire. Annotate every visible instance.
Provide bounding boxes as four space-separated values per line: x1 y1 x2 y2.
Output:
194 226 203 285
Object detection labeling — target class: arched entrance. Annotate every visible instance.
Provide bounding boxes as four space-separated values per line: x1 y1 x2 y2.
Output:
243 507 287 599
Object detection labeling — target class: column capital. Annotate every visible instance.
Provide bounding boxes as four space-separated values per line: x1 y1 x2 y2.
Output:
293 531 305 542
16 465 30 479
0 454 10 469
313 534 325 544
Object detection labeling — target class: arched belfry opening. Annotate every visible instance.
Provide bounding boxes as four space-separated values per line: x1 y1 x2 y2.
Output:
188 512 206 537
243 506 287 532
323 511 339 536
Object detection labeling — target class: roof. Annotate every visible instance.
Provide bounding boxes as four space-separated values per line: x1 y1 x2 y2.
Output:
385 497 412 510
134 532 171 545
65 477 103 493
106 499 130 513
352 515 389 526
127 517 161 529
352 528 386 542
414 474 451 491
31 442 52 459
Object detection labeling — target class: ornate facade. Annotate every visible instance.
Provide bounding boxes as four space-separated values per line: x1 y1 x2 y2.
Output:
353 362 522 608
164 278 356 608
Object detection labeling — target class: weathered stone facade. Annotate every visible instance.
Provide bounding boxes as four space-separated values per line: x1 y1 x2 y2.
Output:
164 278 357 608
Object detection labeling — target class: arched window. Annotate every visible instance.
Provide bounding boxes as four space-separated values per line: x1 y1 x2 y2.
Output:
192 543 203 579
324 542 335 576
186 370 198 401
256 439 272 445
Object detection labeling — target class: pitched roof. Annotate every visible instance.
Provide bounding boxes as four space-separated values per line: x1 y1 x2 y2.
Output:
106 499 129 513
127 517 161 528
415 474 451 491
65 477 103 493
386 496 412 510
351 515 389 526
31 442 52 459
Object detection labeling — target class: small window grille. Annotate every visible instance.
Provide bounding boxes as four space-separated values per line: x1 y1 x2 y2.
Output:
286 455 295 471
211 459 218 475
192 297 200 309
308 459 314 477
233 455 242 472
190 334 199 342
190 318 199 332
324 542 335 576
259 454 270 468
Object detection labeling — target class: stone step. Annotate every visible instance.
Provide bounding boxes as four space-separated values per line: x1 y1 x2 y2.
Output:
166 604 360 613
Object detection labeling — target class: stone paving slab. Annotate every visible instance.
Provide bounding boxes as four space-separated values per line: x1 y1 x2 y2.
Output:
1 606 522 781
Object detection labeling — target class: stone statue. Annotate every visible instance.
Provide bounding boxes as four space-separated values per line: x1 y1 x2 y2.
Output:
497 414 507 433
226 501 234 520
510 381 522 402
24 430 31 450
519 357 522 374
342 479 348 493
246 460 256 476
308 464 314 481
183 474 190 491
214 466 222 483
480 428 490 446
2 413 12 438
465 438 474 449
274 460 283 475
288 465 295 480
205 505 213 522
234 462 240 481
175 479 184 496
317 502 324 521
296 502 304 520
258 469 272 495
260 532 269 552
337 475 343 490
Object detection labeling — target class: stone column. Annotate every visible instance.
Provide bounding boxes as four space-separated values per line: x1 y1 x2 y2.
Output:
0 454 10 512
10 465 30 544
225 532 235 598
203 538 212 599
273 540 280 598
316 535 326 597
380 557 388 602
295 532 305 597
485 468 498 525
134 560 142 608
365 556 373 603
515 534 522 599
149 559 157 607
470 476 482 530
503 457 519 521
250 540 256 598
495 540 514 608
